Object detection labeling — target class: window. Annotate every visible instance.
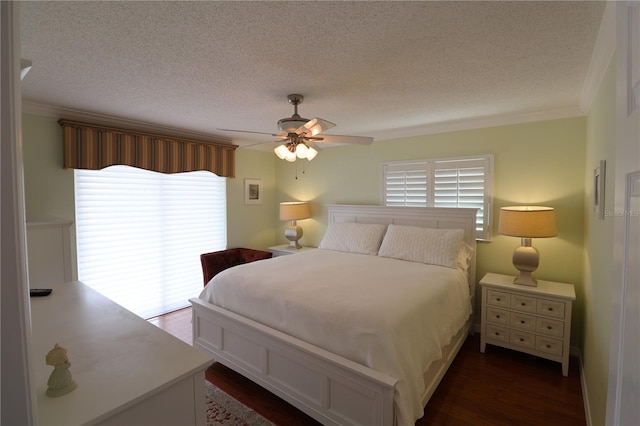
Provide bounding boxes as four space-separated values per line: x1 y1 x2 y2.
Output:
382 155 493 240
75 165 226 319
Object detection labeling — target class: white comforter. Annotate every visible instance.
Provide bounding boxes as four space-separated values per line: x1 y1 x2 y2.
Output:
199 249 471 425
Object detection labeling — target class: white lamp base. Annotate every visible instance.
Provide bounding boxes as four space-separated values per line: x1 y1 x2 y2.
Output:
284 221 303 249
512 239 539 286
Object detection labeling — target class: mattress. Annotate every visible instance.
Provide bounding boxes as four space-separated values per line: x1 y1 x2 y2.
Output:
198 249 471 425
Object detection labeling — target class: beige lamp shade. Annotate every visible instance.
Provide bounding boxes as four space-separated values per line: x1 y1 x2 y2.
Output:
498 206 557 238
499 206 556 287
279 202 311 221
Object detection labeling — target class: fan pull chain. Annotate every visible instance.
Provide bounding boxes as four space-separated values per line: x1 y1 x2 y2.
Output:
293 160 306 180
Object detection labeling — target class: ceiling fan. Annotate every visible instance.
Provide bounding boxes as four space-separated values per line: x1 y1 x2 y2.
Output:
219 94 373 162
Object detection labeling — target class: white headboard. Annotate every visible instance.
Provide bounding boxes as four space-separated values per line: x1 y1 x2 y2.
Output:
327 205 478 307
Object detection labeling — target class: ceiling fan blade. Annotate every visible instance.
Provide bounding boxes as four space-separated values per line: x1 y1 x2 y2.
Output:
295 117 336 136
218 128 282 137
241 140 281 149
312 134 373 145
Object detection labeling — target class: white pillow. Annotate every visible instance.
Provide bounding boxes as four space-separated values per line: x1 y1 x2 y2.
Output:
457 242 474 271
318 222 388 255
378 224 465 269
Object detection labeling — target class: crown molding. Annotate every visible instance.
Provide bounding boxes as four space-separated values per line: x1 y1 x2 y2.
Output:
579 1 616 113
24 100 584 148
368 105 585 142
21 101 232 145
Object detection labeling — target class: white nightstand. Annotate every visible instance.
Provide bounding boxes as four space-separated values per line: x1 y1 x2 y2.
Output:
268 244 317 257
479 272 576 376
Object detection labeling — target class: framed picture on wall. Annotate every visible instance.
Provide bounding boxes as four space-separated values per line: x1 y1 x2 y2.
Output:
594 160 606 219
244 179 263 205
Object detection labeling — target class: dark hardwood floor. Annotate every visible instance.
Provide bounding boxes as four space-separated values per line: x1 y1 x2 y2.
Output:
151 309 586 425
418 335 585 426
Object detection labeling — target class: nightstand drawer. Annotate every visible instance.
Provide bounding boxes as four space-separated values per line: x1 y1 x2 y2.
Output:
486 307 509 325
536 317 564 338
510 330 535 349
485 324 510 343
535 336 563 356
536 298 565 319
510 294 536 313
487 290 510 307
510 312 536 332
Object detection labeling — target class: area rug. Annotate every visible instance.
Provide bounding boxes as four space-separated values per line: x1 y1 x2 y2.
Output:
206 380 274 426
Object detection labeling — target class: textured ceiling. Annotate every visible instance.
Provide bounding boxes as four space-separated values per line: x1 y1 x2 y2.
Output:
20 1 606 150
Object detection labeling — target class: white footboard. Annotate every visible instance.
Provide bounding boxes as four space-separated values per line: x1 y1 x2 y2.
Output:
190 297 397 426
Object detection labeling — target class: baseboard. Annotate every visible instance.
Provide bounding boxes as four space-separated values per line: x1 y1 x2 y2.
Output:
574 347 593 426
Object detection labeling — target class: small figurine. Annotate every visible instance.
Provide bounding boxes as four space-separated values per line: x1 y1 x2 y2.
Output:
45 343 77 397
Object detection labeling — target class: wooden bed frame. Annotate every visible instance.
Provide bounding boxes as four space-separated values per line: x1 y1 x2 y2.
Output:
190 205 477 425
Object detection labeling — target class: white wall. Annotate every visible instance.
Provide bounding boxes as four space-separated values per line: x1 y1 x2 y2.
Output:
1 2 35 423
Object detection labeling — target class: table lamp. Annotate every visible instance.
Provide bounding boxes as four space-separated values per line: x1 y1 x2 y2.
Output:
279 202 311 249
498 206 557 286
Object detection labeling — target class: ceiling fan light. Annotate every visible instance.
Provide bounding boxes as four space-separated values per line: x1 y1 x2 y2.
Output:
306 147 318 161
284 150 297 162
274 144 289 159
295 143 309 159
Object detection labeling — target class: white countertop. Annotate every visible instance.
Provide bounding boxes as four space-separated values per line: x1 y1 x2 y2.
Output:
30 281 212 425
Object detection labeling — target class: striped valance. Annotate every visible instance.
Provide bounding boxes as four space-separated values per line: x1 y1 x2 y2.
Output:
59 120 236 177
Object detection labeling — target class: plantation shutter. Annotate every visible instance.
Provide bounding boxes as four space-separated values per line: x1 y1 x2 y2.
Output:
382 155 493 240
383 163 429 207
434 158 491 238
75 165 227 319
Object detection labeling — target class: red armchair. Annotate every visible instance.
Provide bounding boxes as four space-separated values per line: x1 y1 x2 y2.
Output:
200 248 272 285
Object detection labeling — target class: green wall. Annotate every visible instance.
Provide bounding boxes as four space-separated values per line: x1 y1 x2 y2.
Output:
23 114 75 220
582 59 616 426
276 118 586 340
226 148 277 249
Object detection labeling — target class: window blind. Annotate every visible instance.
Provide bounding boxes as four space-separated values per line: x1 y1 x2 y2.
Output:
75 165 226 319
434 158 490 238
382 155 493 240
383 162 429 207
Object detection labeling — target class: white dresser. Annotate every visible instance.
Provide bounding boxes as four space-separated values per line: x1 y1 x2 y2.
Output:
30 281 212 425
479 272 576 376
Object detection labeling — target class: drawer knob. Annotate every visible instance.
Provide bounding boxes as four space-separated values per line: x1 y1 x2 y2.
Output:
496 298 502 302
496 315 501 319
519 338 525 342
547 326 552 330
520 320 525 324
548 307 554 311
495 332 500 336
546 344 552 348
521 302 526 306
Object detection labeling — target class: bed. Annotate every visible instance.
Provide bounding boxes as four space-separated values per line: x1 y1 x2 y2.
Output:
190 205 477 425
